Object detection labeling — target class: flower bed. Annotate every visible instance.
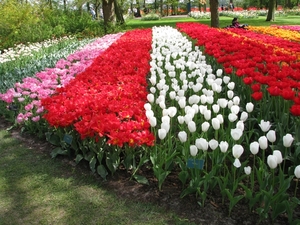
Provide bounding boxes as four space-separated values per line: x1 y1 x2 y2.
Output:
1 24 300 223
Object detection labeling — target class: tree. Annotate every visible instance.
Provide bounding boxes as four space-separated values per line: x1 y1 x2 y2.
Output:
210 0 219 27
266 0 275 21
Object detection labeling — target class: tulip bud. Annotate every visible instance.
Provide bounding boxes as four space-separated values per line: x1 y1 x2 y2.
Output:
231 128 243 141
209 139 219 150
188 121 197 133
217 98 228 108
258 136 268 150
273 150 283 164
190 145 198 157
236 121 244 131
267 155 278 169
212 104 220 113
250 141 259 155
294 165 300 178
177 116 185 124
246 102 254 113
244 166 251 175
216 114 224 124
147 93 155 103
219 141 229 153
178 131 187 143
212 118 220 130
233 158 241 168
266 130 276 143
158 128 167 140
144 103 151 111
228 113 238 122
201 122 210 132
195 138 208 151
240 112 248 122
149 116 157 127
232 144 244 158
283 133 294 147
227 90 234 99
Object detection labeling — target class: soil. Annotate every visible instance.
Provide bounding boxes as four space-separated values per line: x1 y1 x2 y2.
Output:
1 116 299 225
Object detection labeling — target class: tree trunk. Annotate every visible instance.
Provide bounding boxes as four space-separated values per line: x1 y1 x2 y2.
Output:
102 0 115 24
114 0 124 24
266 0 275 21
210 0 219 27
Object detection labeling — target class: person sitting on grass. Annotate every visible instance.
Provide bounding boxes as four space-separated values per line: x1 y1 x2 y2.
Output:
232 17 248 29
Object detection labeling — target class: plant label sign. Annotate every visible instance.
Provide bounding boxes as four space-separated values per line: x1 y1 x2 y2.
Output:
187 158 204 170
63 134 73 145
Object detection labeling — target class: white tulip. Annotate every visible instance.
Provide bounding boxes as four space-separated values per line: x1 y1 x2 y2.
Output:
204 109 211 120
158 128 167 140
294 165 300 178
240 112 248 122
267 155 278 169
219 141 229 153
250 141 259 155
188 121 197 133
216 114 224 124
273 150 283 164
231 105 240 114
228 113 238 122
244 166 252 175
195 138 209 151
227 90 234 99
231 128 243 141
232 144 244 158
178 97 186 108
209 139 219 150
144 103 151 111
206 96 214 104
149 116 157 127
236 121 244 131
212 104 220 113
246 102 254 113
266 130 276 143
162 115 170 124
212 118 220 130
169 91 176 100
228 82 235 90
150 87 156 94
167 106 177 118
161 122 170 133
259 120 271 132
233 158 241 168
258 136 268 150
146 110 154 119
177 116 185 124
201 122 210 132
283 133 294 147
178 131 187 143
200 94 207 104
216 69 223 77
217 98 228 108
190 145 198 157
223 76 230 84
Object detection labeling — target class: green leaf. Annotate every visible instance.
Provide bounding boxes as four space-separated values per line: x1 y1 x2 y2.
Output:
272 202 287 221
97 165 108 180
89 156 97 173
133 174 149 185
50 147 68 158
178 170 189 186
45 132 61 146
75 154 83 164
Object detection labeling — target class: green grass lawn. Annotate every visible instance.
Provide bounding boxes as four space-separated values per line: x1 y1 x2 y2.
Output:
125 15 300 29
0 128 191 225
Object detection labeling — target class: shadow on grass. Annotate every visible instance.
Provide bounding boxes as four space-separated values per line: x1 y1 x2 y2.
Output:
0 129 192 225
